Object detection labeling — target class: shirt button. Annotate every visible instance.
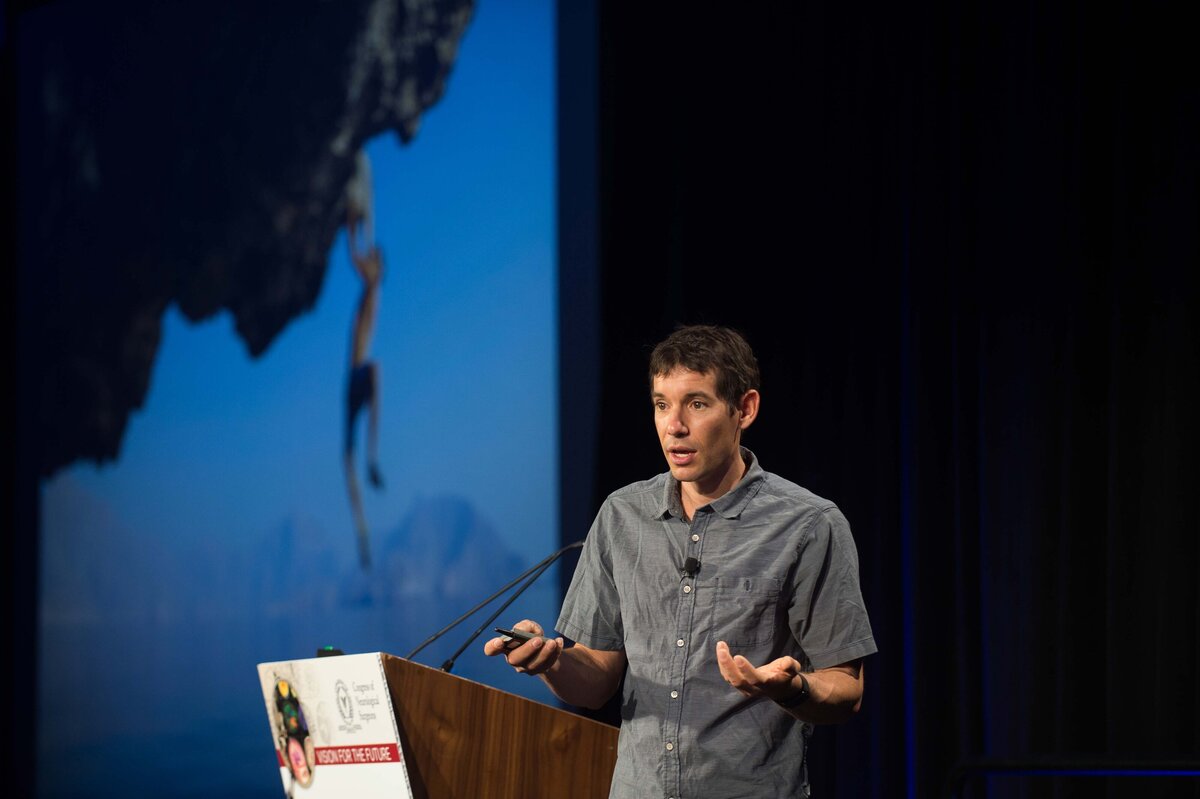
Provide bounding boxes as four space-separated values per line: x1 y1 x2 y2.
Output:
665 742 674 751
682 585 692 594
691 534 700 542
670 690 679 699
676 638 685 647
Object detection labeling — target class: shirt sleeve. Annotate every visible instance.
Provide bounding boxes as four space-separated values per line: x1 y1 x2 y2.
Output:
788 506 877 670
556 500 626 651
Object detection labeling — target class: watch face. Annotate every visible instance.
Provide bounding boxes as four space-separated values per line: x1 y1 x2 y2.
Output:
777 678 809 708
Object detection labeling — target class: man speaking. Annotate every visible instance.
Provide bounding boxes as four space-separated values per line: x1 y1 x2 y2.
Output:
485 324 876 798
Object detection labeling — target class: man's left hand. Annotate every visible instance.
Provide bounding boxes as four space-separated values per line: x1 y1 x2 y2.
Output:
716 642 866 723
715 640 803 703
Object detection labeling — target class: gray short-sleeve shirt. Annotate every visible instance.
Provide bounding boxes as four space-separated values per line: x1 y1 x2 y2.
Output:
557 449 876 799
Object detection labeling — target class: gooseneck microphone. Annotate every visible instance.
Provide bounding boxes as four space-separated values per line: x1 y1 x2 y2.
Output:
682 557 701 578
404 540 585 673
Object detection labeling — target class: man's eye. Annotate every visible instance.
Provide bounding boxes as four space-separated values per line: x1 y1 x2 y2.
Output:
691 401 706 410
655 402 667 411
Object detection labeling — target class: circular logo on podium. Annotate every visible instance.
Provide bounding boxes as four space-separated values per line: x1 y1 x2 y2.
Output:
336 679 355 724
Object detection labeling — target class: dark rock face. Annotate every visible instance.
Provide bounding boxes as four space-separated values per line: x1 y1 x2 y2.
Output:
18 0 474 477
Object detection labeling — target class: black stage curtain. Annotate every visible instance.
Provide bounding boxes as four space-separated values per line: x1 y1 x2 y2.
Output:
576 1 1199 796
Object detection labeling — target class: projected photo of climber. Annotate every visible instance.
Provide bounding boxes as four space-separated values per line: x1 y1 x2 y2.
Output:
343 151 386 570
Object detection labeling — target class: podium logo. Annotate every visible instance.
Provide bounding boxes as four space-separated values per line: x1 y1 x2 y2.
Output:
336 679 354 724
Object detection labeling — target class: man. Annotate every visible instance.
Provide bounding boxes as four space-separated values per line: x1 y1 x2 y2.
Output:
485 325 876 797
342 151 385 570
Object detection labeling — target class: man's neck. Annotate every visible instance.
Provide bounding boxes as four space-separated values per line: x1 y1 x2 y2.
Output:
679 454 747 520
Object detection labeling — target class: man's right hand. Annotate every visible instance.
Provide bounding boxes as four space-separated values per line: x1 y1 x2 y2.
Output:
483 620 563 676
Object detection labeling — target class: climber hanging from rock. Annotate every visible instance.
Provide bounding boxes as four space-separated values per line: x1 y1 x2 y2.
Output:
343 149 384 570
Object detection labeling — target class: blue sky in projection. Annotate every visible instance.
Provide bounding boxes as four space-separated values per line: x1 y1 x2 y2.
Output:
38 0 557 770
49 4 556 569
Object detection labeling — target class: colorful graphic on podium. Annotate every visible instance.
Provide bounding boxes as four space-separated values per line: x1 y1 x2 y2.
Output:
272 679 316 789
259 653 413 798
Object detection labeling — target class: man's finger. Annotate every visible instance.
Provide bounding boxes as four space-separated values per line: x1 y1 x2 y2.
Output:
731 654 765 687
716 641 760 695
716 641 739 683
513 620 544 636
505 636 545 667
483 636 510 657
523 636 561 673
511 636 563 675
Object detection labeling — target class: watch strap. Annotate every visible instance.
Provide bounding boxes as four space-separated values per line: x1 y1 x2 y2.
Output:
775 673 811 709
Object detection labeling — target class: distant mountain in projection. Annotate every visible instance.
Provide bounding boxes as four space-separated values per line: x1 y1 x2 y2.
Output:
40 476 181 624
41 480 527 629
342 494 527 608
250 494 529 618
254 515 349 618
39 475 323 622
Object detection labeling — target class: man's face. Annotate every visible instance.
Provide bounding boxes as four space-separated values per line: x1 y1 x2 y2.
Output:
652 368 754 498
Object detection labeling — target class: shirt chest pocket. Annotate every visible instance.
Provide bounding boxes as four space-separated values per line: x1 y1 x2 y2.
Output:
709 576 783 649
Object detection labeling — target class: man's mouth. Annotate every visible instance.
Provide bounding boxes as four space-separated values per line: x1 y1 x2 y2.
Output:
668 447 696 465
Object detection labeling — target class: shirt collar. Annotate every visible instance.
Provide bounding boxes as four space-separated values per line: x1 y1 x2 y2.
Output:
656 447 765 520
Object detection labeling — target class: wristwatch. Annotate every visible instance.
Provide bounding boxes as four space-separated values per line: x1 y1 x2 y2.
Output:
775 673 811 709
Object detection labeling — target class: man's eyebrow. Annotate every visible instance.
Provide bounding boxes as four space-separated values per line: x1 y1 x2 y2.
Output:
651 391 717 401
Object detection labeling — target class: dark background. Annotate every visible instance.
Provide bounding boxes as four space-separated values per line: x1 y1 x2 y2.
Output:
8 0 1199 796
563 1 1199 797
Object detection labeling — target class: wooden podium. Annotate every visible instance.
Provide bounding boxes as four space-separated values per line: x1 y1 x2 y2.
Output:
381 654 619 798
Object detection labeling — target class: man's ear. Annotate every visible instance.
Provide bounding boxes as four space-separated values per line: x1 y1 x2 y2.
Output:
737 389 760 430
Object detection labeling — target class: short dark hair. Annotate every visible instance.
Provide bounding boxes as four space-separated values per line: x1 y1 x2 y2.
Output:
648 325 761 410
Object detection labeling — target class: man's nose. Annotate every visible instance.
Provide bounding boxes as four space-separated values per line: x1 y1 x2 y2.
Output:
666 415 688 436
